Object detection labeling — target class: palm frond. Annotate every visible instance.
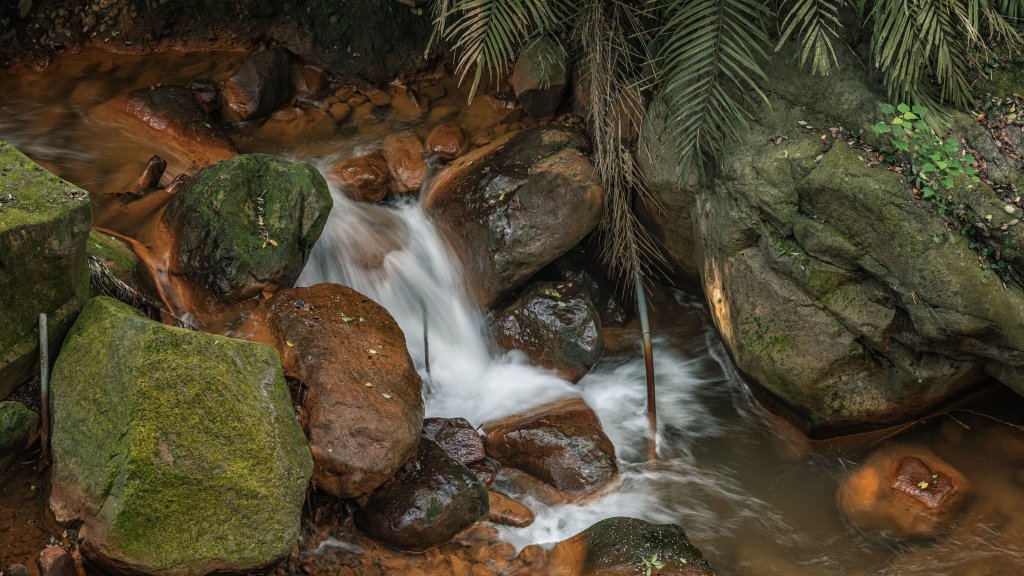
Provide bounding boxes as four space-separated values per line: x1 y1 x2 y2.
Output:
775 0 845 76
657 0 770 178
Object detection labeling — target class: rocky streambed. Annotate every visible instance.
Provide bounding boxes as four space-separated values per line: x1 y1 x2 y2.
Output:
0 31 1023 576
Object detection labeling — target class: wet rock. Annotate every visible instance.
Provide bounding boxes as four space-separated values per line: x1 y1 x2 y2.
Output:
425 127 604 308
484 397 617 499
491 281 604 382
0 140 91 399
36 547 75 576
487 492 534 528
49 297 312 575
256 105 335 141
426 123 467 160
328 102 352 121
510 36 567 118
188 79 219 114
355 439 489 552
328 151 392 203
383 132 427 194
262 283 423 498
529 517 715 576
547 245 630 327
423 417 485 465
470 459 499 487
163 154 332 304
85 230 162 317
222 49 291 123
98 85 237 173
0 401 38 472
291 62 328 98
838 447 970 538
5 565 29 576
136 155 166 189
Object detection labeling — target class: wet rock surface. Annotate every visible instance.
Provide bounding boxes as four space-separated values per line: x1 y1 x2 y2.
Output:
36 546 76 576
328 151 392 203
487 491 534 528
491 280 604 382
838 447 970 538
484 397 618 499
355 438 489 552
0 140 91 399
49 296 312 576
383 131 427 194
164 153 332 303
426 123 467 160
261 283 423 499
510 36 567 118
423 417 485 465
425 127 604 307
222 49 291 123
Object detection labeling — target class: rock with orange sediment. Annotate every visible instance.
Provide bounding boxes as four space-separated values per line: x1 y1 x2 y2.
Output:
261 283 423 498
426 123 467 160
291 61 329 98
487 492 534 528
96 85 237 173
327 151 392 203
424 127 604 308
484 397 617 500
838 446 970 537
164 154 332 304
519 517 716 576
85 230 163 317
222 49 291 123
383 132 427 194
255 105 335 142
423 417 485 465
355 439 488 551
35 547 75 576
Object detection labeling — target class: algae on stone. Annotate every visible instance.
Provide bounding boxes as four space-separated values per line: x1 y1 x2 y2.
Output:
0 139 90 399
49 296 312 576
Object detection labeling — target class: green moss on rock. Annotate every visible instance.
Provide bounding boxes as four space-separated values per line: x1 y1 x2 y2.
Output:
49 296 312 575
0 401 38 471
0 139 90 399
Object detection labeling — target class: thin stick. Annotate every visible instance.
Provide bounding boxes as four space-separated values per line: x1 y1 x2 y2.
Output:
39 313 50 464
634 270 657 462
422 303 430 376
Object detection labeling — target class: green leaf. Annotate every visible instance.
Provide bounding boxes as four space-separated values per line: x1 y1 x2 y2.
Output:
922 162 936 173
897 103 911 114
923 186 936 198
911 105 928 115
894 140 910 151
880 103 896 114
903 111 919 120
891 125 906 137
873 122 891 133
941 177 955 188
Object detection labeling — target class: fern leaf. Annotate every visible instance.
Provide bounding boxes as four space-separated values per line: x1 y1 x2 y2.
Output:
775 0 845 76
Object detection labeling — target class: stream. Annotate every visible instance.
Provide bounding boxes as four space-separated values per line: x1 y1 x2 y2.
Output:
1 48 1023 576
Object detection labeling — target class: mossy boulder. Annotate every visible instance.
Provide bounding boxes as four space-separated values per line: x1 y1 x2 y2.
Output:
49 296 312 576
163 154 332 304
0 139 91 399
0 401 38 472
86 229 163 315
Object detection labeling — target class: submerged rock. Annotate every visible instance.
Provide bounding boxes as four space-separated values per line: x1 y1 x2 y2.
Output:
382 132 426 194
49 296 312 576
426 123 467 160
423 417 485 465
487 491 534 528
484 397 617 499
163 154 332 304
838 447 970 538
0 140 91 399
262 283 423 498
355 439 488 552
510 36 567 118
222 49 291 123
491 280 604 382
327 151 392 203
0 401 38 472
425 127 604 308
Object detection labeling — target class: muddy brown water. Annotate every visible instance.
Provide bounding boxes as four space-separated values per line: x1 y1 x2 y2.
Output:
0 49 1022 575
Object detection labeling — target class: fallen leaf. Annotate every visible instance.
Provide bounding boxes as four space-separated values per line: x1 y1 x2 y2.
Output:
382 393 392 400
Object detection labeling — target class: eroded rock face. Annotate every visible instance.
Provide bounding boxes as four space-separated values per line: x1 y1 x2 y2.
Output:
425 127 604 308
484 397 617 499
261 283 423 498
222 49 291 123
355 439 488 552
491 281 604 382
0 140 91 399
327 151 392 203
163 154 332 304
49 297 312 576
838 447 970 537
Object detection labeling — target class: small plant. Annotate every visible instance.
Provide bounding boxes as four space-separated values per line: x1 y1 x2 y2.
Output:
640 553 665 576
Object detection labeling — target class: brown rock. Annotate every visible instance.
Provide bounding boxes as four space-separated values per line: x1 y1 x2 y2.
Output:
837 446 970 537
136 155 167 189
364 88 393 107
222 49 291 123
335 85 357 101
36 547 75 576
291 62 329 98
423 417 485 464
389 86 428 119
329 102 352 121
383 132 427 194
262 283 424 498
510 37 568 118
256 105 335 141
487 492 534 528
426 123 467 159
470 460 499 487
188 79 220 114
328 151 392 203
484 397 617 500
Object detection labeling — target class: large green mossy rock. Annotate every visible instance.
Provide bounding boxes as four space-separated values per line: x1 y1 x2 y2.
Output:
0 401 38 472
0 139 90 399
163 154 332 304
49 296 312 576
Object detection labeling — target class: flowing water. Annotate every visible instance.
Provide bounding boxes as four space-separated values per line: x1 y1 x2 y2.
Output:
2 49 1024 575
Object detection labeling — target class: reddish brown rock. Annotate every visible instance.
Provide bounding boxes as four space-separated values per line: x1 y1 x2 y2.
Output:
188 79 220 114
261 283 423 498
426 123 467 160
487 492 534 528
256 105 335 141
328 151 392 203
328 102 352 121
423 417 485 464
291 62 329 98
470 460 499 487
36 547 75 576
484 397 617 500
222 49 291 123
383 132 427 194
837 446 970 537
136 155 167 189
